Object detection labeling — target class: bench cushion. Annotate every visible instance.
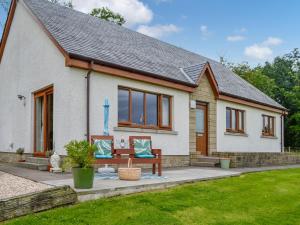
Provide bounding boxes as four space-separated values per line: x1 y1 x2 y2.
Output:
133 139 152 156
95 154 113 159
134 154 155 158
94 139 112 158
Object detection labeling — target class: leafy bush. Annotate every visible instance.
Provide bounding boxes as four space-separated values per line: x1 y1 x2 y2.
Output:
16 148 24 155
64 140 96 169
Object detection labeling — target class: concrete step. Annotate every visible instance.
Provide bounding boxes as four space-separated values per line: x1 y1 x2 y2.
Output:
13 162 48 171
197 157 221 164
191 162 217 167
26 157 49 165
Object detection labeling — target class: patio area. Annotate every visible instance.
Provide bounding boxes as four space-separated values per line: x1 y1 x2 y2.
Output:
42 167 241 201
2 162 300 202
0 162 240 201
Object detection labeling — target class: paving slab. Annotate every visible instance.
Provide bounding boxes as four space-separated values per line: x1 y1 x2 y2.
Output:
0 162 72 181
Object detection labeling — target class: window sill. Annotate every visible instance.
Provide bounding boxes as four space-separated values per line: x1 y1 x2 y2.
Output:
261 135 277 139
224 132 248 137
114 127 178 135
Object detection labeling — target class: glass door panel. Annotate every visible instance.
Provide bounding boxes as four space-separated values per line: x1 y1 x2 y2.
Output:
196 108 204 133
34 87 53 157
35 96 44 153
47 93 53 151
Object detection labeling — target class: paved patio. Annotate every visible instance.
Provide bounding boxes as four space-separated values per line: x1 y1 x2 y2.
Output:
1 162 300 202
42 168 241 201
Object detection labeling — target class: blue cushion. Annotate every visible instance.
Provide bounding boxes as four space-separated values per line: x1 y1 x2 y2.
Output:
95 154 113 159
133 139 152 156
134 154 155 158
94 139 112 158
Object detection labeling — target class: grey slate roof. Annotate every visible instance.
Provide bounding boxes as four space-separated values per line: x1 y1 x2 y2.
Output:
182 63 207 83
23 0 285 110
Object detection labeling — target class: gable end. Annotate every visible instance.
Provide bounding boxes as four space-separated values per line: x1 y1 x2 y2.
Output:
0 0 17 63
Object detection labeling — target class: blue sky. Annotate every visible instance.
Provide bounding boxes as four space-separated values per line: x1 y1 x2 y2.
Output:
139 0 300 65
1 0 299 66
0 0 12 42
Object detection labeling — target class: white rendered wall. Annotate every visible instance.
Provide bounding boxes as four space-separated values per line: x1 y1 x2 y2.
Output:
89 74 190 156
216 100 282 152
0 1 190 156
0 1 87 154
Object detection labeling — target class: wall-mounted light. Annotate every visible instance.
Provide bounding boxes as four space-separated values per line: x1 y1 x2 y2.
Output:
190 100 196 109
17 95 26 106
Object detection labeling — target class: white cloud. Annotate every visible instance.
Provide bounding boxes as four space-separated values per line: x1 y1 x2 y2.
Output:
200 25 212 40
227 35 245 42
238 27 247 33
244 36 283 60
73 0 153 27
137 24 180 38
244 44 273 60
262 37 283 46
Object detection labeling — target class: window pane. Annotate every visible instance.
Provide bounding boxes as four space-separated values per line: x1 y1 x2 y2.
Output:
0 0 12 42
270 118 274 134
226 108 231 129
146 93 158 126
162 96 170 126
231 110 236 130
264 116 269 133
118 89 129 122
238 111 243 130
196 108 204 133
132 91 144 124
47 94 54 151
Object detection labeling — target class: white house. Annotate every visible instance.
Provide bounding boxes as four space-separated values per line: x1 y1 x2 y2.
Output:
0 0 287 168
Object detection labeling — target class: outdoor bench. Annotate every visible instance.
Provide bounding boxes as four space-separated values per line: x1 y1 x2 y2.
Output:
90 135 162 176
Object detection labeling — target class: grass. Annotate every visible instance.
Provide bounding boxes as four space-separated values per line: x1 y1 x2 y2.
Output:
5 168 300 225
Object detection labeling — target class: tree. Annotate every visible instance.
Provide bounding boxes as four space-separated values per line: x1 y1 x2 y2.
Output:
90 7 126 26
48 0 73 8
230 63 277 99
225 49 300 148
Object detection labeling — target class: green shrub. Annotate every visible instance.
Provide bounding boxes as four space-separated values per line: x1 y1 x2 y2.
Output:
63 140 96 169
16 148 24 155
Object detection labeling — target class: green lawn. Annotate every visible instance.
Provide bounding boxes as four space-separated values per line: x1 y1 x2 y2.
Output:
5 168 300 225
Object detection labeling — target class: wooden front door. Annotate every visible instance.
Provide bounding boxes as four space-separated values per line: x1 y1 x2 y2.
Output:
34 86 53 157
196 102 208 155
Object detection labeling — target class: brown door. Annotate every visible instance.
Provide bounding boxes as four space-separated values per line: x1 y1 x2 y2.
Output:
196 103 208 155
34 86 53 157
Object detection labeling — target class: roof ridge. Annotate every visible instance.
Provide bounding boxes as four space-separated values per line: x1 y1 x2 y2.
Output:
179 68 195 84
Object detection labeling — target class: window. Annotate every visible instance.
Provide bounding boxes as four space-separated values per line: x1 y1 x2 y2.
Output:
262 115 275 136
0 0 12 43
226 107 245 133
118 87 172 129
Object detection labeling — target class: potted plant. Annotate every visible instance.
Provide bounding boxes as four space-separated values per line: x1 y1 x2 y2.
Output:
64 140 96 189
16 148 25 162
